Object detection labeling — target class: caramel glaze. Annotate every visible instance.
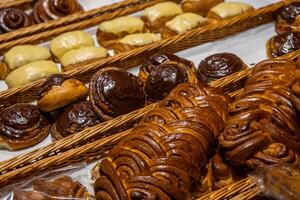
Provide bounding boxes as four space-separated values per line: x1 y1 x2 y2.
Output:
0 8 32 34
56 101 100 137
89 67 146 120
279 2 300 24
198 53 245 83
0 104 48 140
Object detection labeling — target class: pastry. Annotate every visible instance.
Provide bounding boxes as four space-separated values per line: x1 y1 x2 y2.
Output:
14 176 91 199
219 59 300 168
0 104 50 150
89 67 146 121
50 30 94 60
51 101 100 140
0 8 32 34
207 2 254 21
93 83 229 200
60 46 108 69
0 45 51 79
31 0 83 24
275 2 300 34
266 32 300 58
141 2 183 33
113 33 161 54
97 16 148 48
181 0 224 15
5 60 59 88
161 13 208 38
37 74 88 112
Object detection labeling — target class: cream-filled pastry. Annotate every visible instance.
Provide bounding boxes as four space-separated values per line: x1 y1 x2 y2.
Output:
181 0 224 15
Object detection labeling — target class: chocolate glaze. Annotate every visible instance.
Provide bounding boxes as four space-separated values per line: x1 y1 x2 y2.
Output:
145 62 187 101
40 74 70 94
198 53 245 83
270 32 300 58
90 68 146 118
56 101 100 137
0 8 31 34
0 104 48 139
279 3 300 24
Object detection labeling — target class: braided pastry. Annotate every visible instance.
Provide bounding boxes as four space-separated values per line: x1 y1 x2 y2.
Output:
31 0 83 24
0 8 32 34
93 83 230 200
275 2 300 34
219 59 300 168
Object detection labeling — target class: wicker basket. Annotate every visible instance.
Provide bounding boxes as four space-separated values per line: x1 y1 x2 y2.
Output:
0 1 286 109
0 0 33 10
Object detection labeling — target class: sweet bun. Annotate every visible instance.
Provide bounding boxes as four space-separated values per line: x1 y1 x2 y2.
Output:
0 8 32 33
37 74 88 112
141 1 183 33
0 104 50 150
5 60 59 88
97 16 148 48
181 0 224 15
275 2 300 34
207 2 254 21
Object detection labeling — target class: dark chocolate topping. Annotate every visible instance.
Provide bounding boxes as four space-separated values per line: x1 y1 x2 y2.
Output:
279 3 300 24
271 32 300 58
198 53 244 83
145 62 187 101
56 101 100 137
40 74 70 94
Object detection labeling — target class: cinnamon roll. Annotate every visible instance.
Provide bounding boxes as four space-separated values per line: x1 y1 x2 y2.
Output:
89 67 146 120
0 8 32 34
51 101 100 140
31 0 83 24
275 2 300 34
219 59 300 168
266 32 300 58
37 74 88 112
181 0 224 15
0 104 50 150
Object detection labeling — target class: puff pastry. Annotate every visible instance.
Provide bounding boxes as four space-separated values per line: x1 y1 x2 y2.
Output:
181 0 224 15
0 45 51 79
5 60 59 88
142 2 183 33
207 2 254 21
113 33 161 54
275 2 300 34
50 30 94 60
97 16 147 48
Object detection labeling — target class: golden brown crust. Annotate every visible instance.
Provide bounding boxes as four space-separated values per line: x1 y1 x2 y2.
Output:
181 0 224 16
141 15 178 33
0 61 11 80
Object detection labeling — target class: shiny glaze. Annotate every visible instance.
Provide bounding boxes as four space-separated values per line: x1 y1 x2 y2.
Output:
279 2 300 23
40 74 69 94
270 32 300 58
56 101 100 137
198 53 244 83
0 8 31 33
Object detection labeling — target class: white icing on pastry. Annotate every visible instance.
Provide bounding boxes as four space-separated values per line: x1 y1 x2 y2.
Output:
210 2 253 19
98 16 144 35
4 45 51 70
166 13 206 34
143 2 182 22
120 33 161 46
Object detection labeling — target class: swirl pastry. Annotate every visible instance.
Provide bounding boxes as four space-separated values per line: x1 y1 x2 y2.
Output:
219 59 300 169
275 2 300 34
37 74 88 112
161 13 208 39
0 8 32 34
0 45 51 79
31 0 83 24
207 2 254 21
181 0 224 15
0 104 50 150
97 16 148 49
113 33 161 54
93 83 229 200
89 67 146 121
51 101 100 140
14 176 91 199
142 2 183 33
266 32 300 58
5 60 59 88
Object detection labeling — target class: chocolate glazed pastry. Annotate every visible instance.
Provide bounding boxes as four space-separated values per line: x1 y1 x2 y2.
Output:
275 2 300 34
31 0 83 24
89 67 146 121
51 101 100 140
93 83 230 200
0 8 32 34
0 104 50 150
266 32 300 58
219 59 300 169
